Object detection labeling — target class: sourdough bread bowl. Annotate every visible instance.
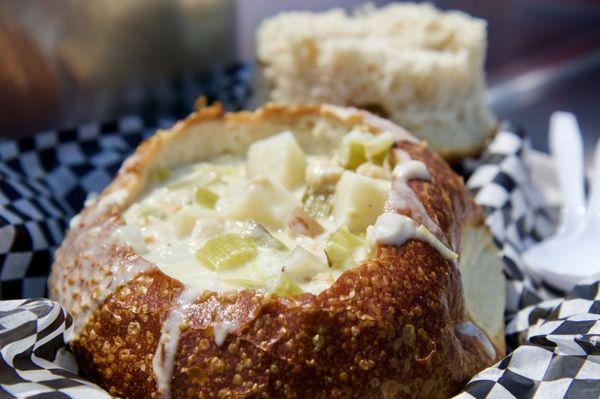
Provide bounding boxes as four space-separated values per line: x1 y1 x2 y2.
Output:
49 102 505 398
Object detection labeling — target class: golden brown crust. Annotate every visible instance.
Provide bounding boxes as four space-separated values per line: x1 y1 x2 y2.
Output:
72 269 183 397
49 103 503 398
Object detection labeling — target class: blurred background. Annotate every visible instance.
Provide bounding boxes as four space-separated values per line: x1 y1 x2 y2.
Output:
1 0 599 154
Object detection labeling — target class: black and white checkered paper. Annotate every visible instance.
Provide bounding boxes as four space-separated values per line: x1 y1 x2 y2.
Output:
456 126 600 399
0 299 110 398
0 66 598 398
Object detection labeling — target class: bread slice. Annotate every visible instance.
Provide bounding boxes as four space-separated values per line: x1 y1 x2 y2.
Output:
256 3 497 160
459 225 506 354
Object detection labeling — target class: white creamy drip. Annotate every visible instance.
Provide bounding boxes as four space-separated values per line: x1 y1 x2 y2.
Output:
369 212 457 260
455 321 496 360
153 288 201 399
213 320 239 347
113 225 149 254
63 219 153 338
367 149 460 260
387 149 441 235
152 289 245 398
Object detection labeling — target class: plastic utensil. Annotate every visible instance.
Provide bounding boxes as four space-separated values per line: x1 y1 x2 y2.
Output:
522 112 600 292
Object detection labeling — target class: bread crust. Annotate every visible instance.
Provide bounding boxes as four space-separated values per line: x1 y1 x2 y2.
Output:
49 103 503 398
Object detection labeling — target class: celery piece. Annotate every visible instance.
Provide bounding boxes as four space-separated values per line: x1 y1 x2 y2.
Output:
223 278 264 289
272 276 304 296
249 263 269 282
325 226 364 269
150 167 171 182
339 131 375 170
333 226 364 247
325 240 353 269
364 132 394 164
341 141 367 170
242 221 288 251
302 188 333 219
196 234 256 270
139 208 165 220
195 187 219 209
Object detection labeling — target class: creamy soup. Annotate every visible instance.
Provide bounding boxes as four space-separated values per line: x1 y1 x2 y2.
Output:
120 129 455 295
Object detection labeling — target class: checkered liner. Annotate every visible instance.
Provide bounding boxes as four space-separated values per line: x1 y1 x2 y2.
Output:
0 299 110 398
0 64 251 299
465 123 561 316
454 126 600 399
0 67 598 397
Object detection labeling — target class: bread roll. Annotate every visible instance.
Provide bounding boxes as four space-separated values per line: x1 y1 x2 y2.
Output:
256 3 497 160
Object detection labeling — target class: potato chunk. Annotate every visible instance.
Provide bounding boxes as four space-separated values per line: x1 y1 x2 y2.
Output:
247 131 307 189
333 171 389 232
227 176 299 229
282 246 328 283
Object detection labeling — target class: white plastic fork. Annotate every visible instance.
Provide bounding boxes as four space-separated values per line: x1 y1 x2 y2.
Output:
523 112 600 292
